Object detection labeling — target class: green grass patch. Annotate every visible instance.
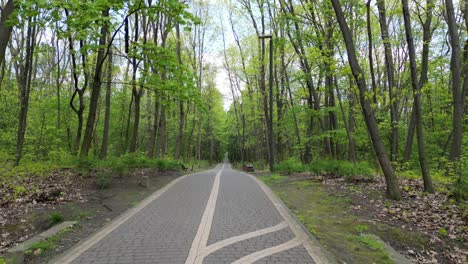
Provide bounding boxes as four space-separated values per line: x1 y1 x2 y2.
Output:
26 225 75 255
274 158 304 174
48 212 64 225
354 224 369 233
28 236 59 252
258 174 285 185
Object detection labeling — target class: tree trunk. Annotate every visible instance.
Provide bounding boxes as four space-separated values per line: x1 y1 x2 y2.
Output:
366 0 378 105
129 12 142 153
376 0 399 162
14 18 36 166
99 46 112 159
174 23 184 160
335 77 356 163
331 0 401 200
147 95 159 157
402 0 434 163
401 0 434 193
445 0 464 162
0 0 14 69
80 8 110 157
156 104 166 158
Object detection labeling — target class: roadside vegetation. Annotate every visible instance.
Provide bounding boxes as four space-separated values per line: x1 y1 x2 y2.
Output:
258 161 467 263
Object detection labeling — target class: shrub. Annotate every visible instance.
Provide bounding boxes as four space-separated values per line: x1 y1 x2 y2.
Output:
96 171 112 189
305 160 375 179
274 158 304 174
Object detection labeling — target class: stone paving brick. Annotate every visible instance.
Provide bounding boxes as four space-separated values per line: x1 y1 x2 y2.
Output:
70 171 216 264
253 245 315 264
203 227 295 264
207 168 283 245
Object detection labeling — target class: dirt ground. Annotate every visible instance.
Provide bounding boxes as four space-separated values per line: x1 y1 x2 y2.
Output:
0 168 183 263
257 172 467 264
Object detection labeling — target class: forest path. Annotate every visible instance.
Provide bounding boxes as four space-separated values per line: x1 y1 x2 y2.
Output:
51 164 331 264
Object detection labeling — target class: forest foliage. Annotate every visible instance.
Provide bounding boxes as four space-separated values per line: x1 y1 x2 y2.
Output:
221 0 467 200
0 0 466 201
0 0 228 176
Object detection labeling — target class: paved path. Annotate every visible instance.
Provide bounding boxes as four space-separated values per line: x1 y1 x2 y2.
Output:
52 164 331 264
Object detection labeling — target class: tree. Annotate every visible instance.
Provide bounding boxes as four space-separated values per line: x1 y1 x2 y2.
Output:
80 8 110 157
331 0 401 200
445 0 464 162
401 0 433 193
0 0 14 69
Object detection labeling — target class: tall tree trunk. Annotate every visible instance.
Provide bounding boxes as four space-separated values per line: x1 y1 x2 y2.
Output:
377 0 399 162
0 0 14 69
445 0 464 162
335 77 356 163
65 10 88 155
366 0 378 105
100 47 112 159
174 23 184 160
147 95 159 157
331 0 401 200
156 104 166 158
402 0 434 163
401 0 433 193
14 18 36 166
80 8 110 157
129 12 142 153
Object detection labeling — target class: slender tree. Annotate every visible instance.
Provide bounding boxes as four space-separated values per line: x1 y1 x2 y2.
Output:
331 0 401 200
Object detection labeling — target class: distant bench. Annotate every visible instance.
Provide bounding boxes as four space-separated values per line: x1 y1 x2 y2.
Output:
243 163 254 172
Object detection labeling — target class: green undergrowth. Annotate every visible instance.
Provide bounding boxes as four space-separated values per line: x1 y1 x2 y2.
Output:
0 154 201 203
266 178 427 264
258 173 285 185
26 225 76 255
0 154 185 181
274 158 375 180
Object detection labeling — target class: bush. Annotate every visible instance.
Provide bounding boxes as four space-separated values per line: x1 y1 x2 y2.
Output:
306 160 375 179
274 158 304 174
96 171 112 189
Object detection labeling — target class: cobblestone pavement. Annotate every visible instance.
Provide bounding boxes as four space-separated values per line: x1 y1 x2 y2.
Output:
53 164 330 264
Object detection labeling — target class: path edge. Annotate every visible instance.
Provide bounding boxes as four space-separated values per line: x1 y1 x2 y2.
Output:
48 170 210 264
239 171 337 264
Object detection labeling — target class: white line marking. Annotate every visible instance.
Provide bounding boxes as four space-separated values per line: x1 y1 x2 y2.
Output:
51 171 209 264
231 238 303 264
196 221 288 261
185 165 223 264
241 172 331 264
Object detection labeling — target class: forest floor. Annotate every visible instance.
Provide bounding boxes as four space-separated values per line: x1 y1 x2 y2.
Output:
0 167 189 263
257 172 467 264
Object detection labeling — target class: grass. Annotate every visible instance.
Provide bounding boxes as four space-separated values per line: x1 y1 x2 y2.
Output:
258 174 285 185
355 234 392 263
48 212 64 225
26 225 75 255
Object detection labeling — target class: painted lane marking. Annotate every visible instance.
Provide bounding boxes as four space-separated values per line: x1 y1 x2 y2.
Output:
185 165 223 264
195 221 289 262
231 238 303 264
